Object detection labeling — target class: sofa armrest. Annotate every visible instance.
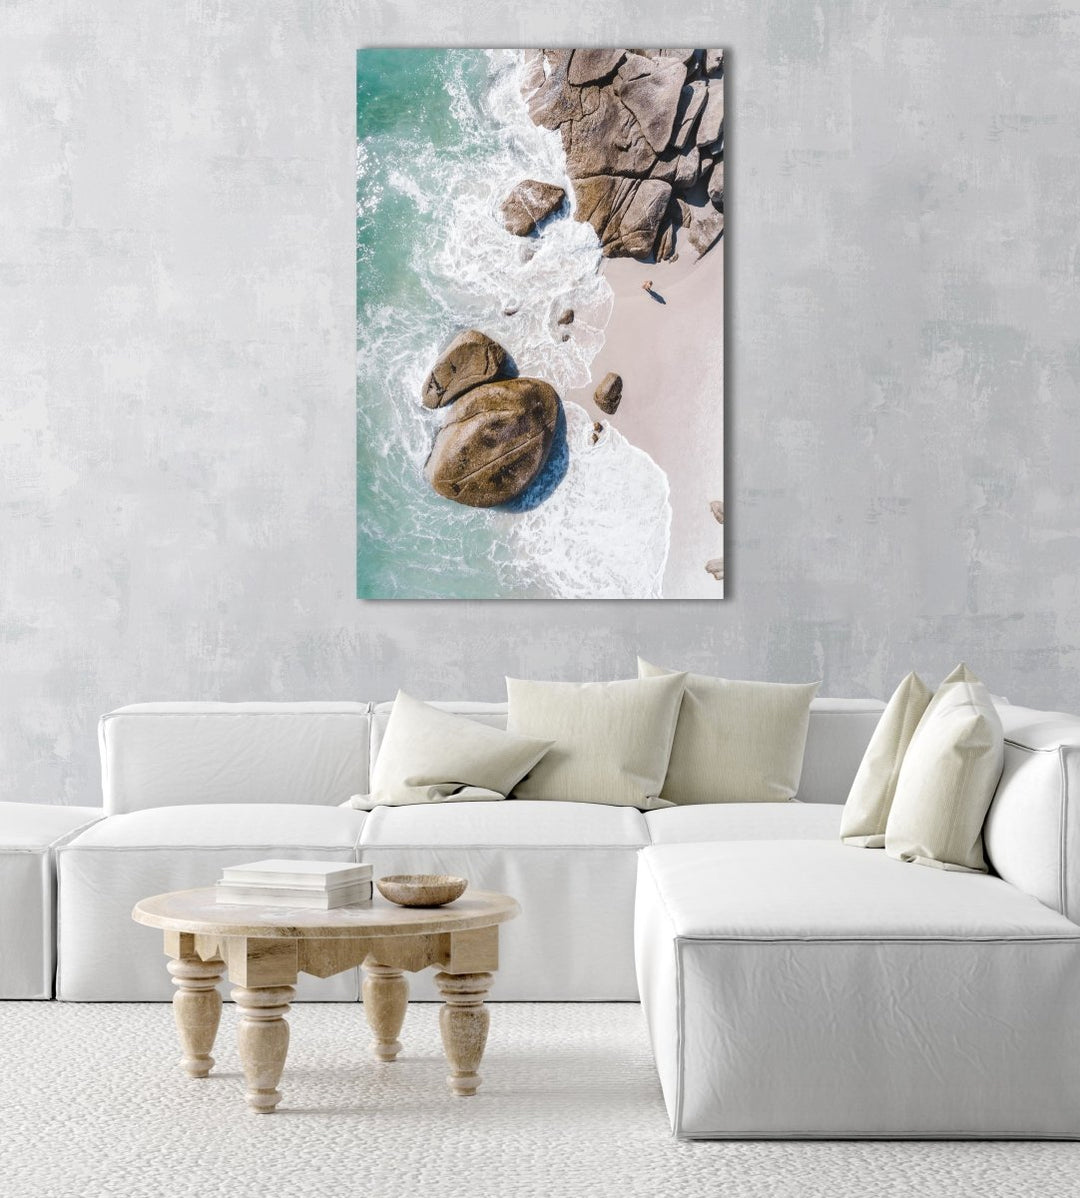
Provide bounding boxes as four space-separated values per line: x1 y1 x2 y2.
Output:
984 704 1080 924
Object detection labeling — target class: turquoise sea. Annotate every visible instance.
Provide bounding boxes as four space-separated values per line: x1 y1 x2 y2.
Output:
355 49 669 599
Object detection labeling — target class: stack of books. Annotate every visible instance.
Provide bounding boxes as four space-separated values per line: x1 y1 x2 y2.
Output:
215 859 373 909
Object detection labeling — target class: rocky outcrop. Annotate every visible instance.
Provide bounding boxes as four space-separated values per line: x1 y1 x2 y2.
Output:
594 372 623 414
522 48 724 261
557 308 574 325
421 329 508 409
424 378 560 508
500 179 566 236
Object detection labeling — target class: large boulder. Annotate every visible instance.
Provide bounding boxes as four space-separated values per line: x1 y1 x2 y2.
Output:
521 49 578 129
672 81 708 151
567 49 625 85
424 378 560 507
688 203 724 257
500 179 566 236
594 372 623 414
674 147 700 192
574 175 671 258
421 330 507 410
613 55 688 153
565 88 656 179
696 84 724 146
706 159 724 210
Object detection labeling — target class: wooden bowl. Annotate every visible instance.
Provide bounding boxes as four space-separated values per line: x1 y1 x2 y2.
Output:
376 874 468 908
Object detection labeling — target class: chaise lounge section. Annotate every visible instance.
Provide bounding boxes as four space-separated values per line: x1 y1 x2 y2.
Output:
635 701 1080 1137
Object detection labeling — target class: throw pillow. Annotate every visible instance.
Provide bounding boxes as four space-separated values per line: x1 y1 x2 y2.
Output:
637 659 819 804
505 673 686 809
884 664 1005 872
840 671 932 847
346 690 553 810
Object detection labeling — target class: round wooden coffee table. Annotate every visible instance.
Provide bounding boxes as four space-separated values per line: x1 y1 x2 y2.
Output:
132 886 520 1113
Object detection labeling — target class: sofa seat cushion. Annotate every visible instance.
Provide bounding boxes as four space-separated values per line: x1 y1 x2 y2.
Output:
360 799 648 847
645 802 841 845
0 803 103 999
68 803 366 849
636 841 1080 1137
57 805 366 1002
360 801 647 1001
642 839 1077 939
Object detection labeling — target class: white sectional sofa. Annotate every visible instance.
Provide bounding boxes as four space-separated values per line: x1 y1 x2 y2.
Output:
46 697 881 1002
6 691 1080 1138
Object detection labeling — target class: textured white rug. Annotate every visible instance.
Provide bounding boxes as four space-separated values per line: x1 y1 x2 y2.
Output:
0 1002 1077 1198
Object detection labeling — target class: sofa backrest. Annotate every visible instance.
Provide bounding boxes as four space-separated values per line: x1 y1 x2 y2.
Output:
984 704 1080 924
369 697 887 805
102 696 884 814
99 703 372 814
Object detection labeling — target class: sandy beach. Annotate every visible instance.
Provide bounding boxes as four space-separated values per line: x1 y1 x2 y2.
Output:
565 241 725 598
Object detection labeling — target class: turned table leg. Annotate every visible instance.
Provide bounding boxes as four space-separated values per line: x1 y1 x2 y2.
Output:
363 959 409 1062
167 956 224 1078
436 971 493 1096
231 984 295 1113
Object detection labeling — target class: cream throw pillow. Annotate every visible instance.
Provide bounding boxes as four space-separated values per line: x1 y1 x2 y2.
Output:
884 664 1004 873
346 690 553 810
505 674 686 809
840 672 932 847
637 659 819 804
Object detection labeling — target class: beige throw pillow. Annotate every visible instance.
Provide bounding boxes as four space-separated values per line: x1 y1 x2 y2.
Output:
638 659 819 804
347 690 553 810
505 673 686 809
840 672 932 847
884 664 1004 873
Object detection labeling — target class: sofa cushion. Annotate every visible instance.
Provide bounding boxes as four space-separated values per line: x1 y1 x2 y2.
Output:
636 840 1080 1138
57 804 366 1001
99 702 373 814
984 703 1080 923
793 698 885 803
640 839 1076 939
69 803 366 849
646 802 841 845
0 803 103 999
885 664 1004 873
361 800 647 1001
638 660 819 804
353 690 552 809
506 675 685 809
840 672 931 847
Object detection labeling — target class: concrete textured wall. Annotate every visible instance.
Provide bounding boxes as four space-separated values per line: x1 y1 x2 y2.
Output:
2 1 1079 805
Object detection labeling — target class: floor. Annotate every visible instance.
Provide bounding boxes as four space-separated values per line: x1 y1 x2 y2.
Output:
0 1002 1077 1198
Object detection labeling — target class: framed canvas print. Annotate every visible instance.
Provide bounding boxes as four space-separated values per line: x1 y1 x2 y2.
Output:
356 49 724 599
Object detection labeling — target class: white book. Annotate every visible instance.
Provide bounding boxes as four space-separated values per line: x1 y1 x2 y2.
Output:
220 859 372 889
215 880 373 910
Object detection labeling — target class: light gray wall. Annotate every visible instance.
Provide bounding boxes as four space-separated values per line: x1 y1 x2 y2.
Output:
2 1 1079 805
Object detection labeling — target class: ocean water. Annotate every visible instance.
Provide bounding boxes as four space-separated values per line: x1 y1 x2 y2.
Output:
356 49 670 599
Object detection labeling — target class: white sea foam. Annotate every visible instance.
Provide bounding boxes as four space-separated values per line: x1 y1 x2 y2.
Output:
507 403 671 599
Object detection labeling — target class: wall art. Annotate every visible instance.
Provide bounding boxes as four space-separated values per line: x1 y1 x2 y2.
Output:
356 49 724 598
